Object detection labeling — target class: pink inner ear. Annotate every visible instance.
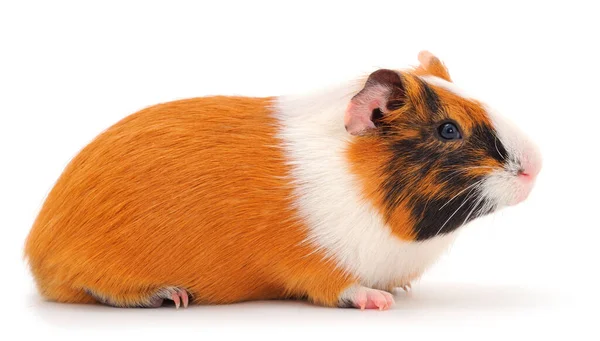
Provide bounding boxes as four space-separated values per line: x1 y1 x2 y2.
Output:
344 85 390 135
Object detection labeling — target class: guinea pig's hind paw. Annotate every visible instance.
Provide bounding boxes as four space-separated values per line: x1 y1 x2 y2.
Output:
400 283 412 292
151 287 190 309
340 285 395 310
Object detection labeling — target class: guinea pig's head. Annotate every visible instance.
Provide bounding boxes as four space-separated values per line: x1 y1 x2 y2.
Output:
345 51 542 241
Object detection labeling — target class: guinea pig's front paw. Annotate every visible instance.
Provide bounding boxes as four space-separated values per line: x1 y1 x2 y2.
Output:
150 287 190 309
340 285 395 310
399 283 412 292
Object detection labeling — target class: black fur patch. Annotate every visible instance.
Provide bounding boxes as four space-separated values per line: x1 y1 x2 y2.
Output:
410 184 493 240
471 124 508 163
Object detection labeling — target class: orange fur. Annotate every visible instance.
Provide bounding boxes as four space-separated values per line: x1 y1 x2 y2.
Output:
24 96 354 307
346 138 416 240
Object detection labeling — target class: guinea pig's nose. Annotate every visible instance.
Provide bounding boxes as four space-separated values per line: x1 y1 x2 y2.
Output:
517 169 533 180
518 156 541 181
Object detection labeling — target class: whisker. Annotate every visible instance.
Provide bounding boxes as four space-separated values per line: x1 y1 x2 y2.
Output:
493 132 507 161
436 186 479 235
438 178 485 211
462 194 486 226
437 166 496 183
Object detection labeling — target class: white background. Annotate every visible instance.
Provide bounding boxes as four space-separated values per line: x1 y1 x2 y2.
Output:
1 0 598 339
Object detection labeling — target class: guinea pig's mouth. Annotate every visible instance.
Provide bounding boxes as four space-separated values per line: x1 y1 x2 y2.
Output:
419 162 539 240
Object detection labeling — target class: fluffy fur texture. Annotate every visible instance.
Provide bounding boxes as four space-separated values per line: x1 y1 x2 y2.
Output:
24 51 541 309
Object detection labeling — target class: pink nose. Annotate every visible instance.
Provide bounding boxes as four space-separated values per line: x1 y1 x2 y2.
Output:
518 156 542 181
518 170 532 179
518 167 536 179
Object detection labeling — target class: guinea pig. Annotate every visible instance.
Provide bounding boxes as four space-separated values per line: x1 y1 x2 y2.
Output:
24 51 541 310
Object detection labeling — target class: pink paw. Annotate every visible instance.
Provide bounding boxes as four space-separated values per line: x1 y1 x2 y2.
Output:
149 287 190 309
342 286 395 310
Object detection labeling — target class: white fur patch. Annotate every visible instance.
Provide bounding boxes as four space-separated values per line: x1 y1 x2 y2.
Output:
274 81 458 291
485 105 542 172
480 106 542 207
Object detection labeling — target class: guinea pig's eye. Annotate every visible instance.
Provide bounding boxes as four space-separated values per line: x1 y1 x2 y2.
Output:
437 122 462 141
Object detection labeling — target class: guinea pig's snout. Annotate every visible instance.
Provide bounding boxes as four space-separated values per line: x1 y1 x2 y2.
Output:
509 149 542 206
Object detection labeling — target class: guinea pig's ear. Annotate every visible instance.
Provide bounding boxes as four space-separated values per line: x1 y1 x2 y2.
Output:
417 50 452 82
344 69 405 136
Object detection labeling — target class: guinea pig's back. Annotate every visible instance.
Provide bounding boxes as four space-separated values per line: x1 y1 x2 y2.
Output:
24 96 315 304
